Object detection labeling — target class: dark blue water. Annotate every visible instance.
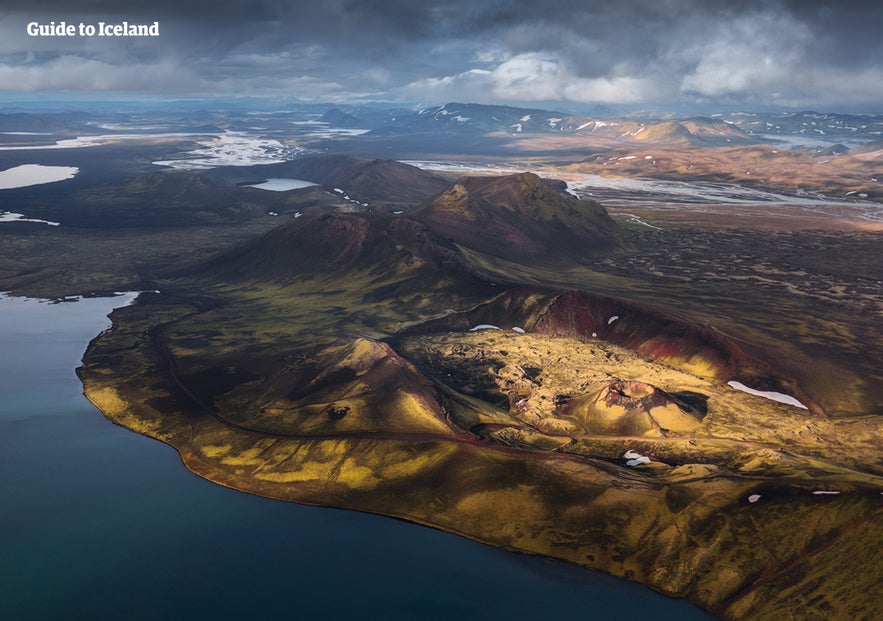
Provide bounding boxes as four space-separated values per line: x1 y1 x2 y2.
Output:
0 293 714 620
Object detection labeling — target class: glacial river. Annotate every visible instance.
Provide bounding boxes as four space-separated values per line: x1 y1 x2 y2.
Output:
0 293 712 620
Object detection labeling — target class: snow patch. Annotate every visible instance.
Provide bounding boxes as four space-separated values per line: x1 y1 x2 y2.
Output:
748 494 762 503
618 213 662 230
623 450 651 467
0 132 199 152
607 315 620 325
0 211 60 226
154 131 296 170
512 327 525 334
469 324 501 332
153 132 292 169
727 381 808 409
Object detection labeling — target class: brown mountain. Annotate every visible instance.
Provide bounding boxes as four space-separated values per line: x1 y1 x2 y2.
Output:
627 118 755 147
411 172 622 265
197 209 477 288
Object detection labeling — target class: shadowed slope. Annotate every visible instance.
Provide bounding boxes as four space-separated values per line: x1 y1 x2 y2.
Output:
196 209 476 291
218 338 457 437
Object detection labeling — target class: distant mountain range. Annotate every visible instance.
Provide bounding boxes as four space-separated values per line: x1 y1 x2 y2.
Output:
712 111 883 145
366 102 757 147
283 102 883 147
4 102 882 150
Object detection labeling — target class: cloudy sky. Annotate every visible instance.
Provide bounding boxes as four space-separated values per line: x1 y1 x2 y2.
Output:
1 0 881 111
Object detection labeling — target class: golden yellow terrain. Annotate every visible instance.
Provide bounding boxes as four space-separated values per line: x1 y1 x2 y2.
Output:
79 284 883 621
76 174 882 620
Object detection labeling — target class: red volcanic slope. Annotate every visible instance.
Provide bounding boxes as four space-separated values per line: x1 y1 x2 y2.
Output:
398 286 820 414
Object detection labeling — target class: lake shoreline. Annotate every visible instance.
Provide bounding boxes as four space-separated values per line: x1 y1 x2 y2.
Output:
0 291 716 620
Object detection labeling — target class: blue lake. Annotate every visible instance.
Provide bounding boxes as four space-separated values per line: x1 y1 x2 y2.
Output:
0 293 714 620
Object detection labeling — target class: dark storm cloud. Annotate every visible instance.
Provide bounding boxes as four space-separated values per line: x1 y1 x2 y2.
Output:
1 0 881 110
